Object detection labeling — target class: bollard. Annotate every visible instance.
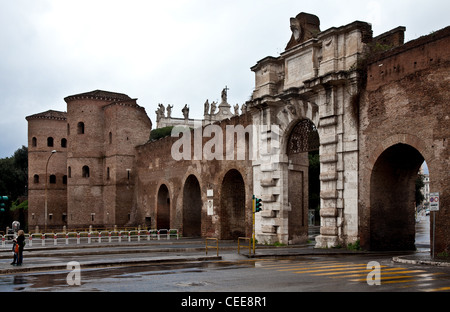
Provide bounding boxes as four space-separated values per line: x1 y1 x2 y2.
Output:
42 233 45 246
66 233 69 245
28 235 32 247
77 233 80 244
88 232 91 244
98 232 102 243
108 232 112 243
1 235 4 248
54 233 57 246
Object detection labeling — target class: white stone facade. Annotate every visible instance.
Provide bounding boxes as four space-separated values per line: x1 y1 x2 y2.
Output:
248 14 372 247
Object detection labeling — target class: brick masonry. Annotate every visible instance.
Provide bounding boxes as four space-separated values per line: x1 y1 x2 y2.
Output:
359 26 450 252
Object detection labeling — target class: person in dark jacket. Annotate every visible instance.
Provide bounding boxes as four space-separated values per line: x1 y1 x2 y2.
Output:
11 230 25 266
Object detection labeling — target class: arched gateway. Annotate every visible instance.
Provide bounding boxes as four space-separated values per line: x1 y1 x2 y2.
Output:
182 175 202 237
157 184 170 230
369 144 425 250
220 169 246 239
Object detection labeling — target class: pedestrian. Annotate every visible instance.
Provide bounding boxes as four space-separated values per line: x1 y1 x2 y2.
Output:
11 230 25 266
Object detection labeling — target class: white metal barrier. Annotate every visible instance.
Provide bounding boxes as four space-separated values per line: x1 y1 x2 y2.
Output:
1 229 179 248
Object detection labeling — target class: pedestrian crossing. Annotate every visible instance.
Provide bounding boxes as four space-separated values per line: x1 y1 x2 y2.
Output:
254 259 450 292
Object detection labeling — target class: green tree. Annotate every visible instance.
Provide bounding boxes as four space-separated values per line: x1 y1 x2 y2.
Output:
0 146 28 231
415 173 425 206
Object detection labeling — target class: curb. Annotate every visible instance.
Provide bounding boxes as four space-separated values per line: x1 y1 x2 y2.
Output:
0 255 222 275
392 256 450 267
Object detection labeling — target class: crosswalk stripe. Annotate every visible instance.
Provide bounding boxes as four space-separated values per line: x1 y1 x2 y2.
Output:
260 261 337 269
278 263 365 272
292 264 384 274
318 268 418 277
350 275 414 282
424 286 450 292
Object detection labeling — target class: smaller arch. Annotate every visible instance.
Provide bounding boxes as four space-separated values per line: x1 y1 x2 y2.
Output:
220 169 246 239
157 184 171 230
286 119 319 155
32 137 37 147
182 174 202 237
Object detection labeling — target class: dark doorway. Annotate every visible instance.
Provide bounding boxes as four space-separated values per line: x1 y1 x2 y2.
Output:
286 119 320 244
183 175 202 237
220 169 246 239
157 184 170 229
370 144 424 251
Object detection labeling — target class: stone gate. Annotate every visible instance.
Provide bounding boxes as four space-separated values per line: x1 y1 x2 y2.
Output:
27 12 450 254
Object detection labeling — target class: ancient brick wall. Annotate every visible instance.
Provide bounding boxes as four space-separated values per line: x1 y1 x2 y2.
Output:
359 27 450 253
26 91 152 230
133 113 254 238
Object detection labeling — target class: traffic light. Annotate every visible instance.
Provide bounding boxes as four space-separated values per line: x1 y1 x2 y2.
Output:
255 197 263 212
0 196 8 212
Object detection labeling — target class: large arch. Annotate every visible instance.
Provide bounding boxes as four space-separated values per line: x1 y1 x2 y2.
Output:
156 184 170 229
182 174 202 237
286 118 320 243
220 169 246 239
369 143 425 250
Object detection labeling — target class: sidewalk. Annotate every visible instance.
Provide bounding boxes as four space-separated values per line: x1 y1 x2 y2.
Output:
0 238 448 275
393 253 450 267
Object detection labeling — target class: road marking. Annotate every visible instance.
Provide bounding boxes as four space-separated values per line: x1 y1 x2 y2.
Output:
350 275 414 282
260 260 337 269
318 268 416 277
292 264 383 274
255 259 450 291
424 286 450 292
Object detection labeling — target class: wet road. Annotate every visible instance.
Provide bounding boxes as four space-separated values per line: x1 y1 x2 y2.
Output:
1 215 446 293
1 253 449 292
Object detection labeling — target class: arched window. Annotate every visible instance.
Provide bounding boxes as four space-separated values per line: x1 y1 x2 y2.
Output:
77 122 85 134
63 175 67 185
49 175 56 184
47 137 54 147
32 137 37 147
82 166 90 178
34 174 39 184
68 166 71 178
61 138 67 148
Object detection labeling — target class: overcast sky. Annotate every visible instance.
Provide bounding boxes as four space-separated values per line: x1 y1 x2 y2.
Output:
0 0 448 158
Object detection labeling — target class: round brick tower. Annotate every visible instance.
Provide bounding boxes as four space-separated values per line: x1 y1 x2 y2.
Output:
64 90 151 229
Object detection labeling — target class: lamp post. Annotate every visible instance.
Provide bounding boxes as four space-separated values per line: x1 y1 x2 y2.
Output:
44 150 57 232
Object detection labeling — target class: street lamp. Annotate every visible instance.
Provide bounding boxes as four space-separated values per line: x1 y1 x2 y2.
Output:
44 150 57 232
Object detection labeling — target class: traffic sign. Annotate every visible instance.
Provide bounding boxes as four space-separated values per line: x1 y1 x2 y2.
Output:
429 192 439 211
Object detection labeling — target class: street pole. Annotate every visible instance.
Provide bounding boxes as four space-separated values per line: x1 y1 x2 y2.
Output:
44 150 57 232
432 211 436 260
252 195 255 255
